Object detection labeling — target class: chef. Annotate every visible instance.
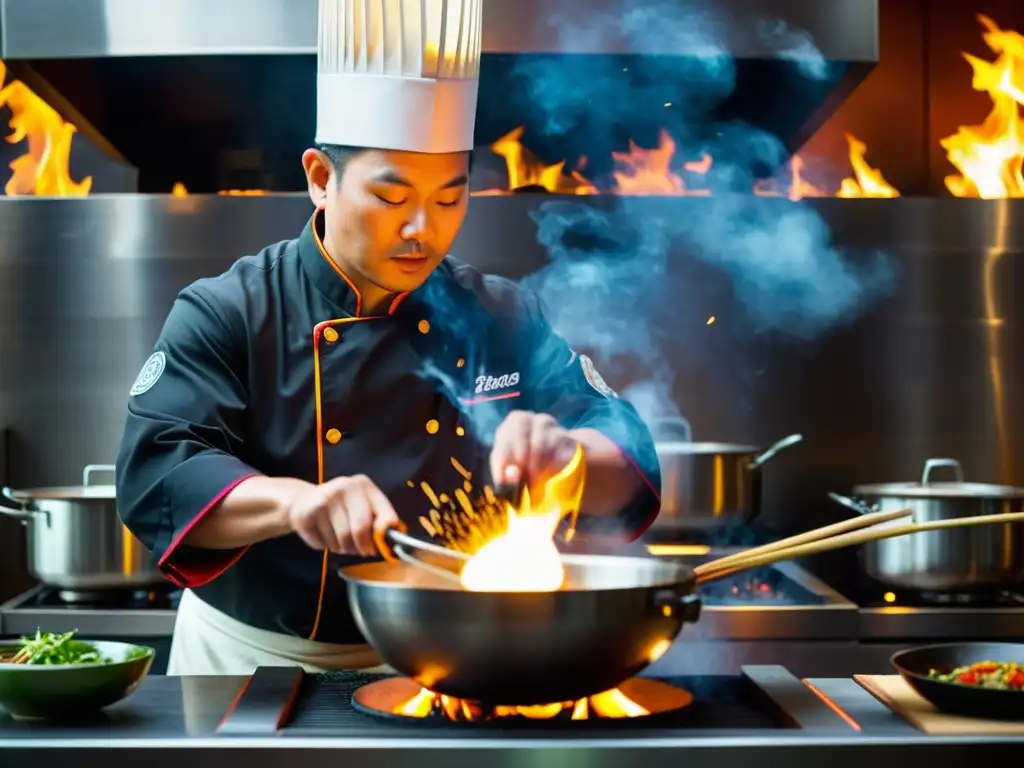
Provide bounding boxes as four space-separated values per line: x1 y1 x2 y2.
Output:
115 0 660 676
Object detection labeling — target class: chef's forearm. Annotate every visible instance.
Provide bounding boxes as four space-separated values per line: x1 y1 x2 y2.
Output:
570 428 644 517
181 476 308 549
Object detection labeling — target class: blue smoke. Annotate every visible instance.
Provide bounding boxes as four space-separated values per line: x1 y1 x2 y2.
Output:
509 0 893 430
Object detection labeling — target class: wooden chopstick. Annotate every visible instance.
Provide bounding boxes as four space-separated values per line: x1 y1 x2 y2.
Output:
692 507 913 576
696 511 1024 585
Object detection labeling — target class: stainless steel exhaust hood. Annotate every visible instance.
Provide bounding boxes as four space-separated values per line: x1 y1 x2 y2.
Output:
0 0 878 193
0 0 876 60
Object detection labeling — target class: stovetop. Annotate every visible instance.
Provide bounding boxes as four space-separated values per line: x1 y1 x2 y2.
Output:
697 563 826 606
859 581 1024 609
856 580 1024 641
651 550 859 640
18 586 182 611
0 585 181 638
216 666 854 738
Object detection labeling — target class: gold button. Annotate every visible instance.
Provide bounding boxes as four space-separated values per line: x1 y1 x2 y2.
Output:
456 426 465 436
456 358 465 368
425 419 440 435
323 327 339 343
418 319 430 334
325 428 342 444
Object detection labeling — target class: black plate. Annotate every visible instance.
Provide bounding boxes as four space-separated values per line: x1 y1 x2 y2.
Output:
891 643 1024 720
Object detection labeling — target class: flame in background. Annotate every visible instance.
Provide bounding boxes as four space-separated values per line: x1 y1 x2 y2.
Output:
0 60 91 196
5 11 1008 202
474 124 899 200
943 15 1024 198
166 16 1024 201
471 15 1024 202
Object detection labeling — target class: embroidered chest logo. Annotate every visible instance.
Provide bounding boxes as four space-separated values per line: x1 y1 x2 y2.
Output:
474 371 521 394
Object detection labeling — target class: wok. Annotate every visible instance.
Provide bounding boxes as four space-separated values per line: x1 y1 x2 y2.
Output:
891 643 1024 720
342 552 701 705
339 509 1024 706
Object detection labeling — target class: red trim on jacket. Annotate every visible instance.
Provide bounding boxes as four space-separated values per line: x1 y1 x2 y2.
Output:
157 474 260 588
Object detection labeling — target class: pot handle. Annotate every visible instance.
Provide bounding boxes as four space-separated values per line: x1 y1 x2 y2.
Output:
0 487 39 522
827 492 876 516
748 433 803 469
83 464 116 486
652 590 702 623
921 458 964 485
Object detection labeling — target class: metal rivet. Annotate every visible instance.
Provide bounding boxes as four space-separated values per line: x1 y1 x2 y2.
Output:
456 426 465 436
418 320 430 334
425 419 440 435
325 428 342 444
323 327 339 343
457 358 465 368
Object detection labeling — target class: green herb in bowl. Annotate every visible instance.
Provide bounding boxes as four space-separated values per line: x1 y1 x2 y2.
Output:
0 630 111 665
0 629 155 720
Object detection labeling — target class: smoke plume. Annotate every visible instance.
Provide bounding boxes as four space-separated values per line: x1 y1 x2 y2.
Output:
509 0 894 434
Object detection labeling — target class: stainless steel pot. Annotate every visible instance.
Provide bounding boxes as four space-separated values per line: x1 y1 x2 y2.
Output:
654 432 803 530
829 458 1024 592
341 554 703 705
0 465 164 594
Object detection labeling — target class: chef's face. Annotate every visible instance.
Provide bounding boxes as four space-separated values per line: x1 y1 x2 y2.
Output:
303 146 470 304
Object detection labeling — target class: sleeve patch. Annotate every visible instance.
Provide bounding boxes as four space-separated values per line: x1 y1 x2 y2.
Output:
579 354 618 399
130 351 167 396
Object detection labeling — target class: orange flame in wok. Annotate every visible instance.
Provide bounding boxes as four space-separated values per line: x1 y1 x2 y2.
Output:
459 444 585 592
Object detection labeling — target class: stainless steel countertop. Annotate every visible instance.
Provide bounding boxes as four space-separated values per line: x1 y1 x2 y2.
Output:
1 652 1022 768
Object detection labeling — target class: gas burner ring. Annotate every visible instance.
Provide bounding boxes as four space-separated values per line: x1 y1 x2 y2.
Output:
351 676 694 724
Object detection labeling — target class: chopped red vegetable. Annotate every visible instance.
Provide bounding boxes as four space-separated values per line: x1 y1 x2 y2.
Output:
929 660 1024 690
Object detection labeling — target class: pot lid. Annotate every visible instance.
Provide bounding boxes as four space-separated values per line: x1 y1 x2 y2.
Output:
852 458 1024 500
851 480 1024 500
656 442 761 455
5 484 116 502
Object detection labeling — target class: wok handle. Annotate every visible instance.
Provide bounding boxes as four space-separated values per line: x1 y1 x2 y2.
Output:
373 526 469 563
652 590 702 623
372 525 407 562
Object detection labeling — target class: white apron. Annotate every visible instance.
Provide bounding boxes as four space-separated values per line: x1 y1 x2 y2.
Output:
167 589 393 675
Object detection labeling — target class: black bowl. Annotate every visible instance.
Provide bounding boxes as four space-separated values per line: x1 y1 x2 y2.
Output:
891 643 1024 720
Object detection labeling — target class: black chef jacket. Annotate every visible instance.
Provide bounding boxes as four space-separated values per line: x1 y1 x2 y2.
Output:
116 210 661 644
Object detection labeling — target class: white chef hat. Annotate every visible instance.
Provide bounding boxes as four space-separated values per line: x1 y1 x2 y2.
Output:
316 0 483 154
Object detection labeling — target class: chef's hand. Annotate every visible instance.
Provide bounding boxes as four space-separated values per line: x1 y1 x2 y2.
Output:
490 410 580 495
287 475 400 557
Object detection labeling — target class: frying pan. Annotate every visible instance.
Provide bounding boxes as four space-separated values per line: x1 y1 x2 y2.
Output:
892 643 1024 720
340 508 1024 706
